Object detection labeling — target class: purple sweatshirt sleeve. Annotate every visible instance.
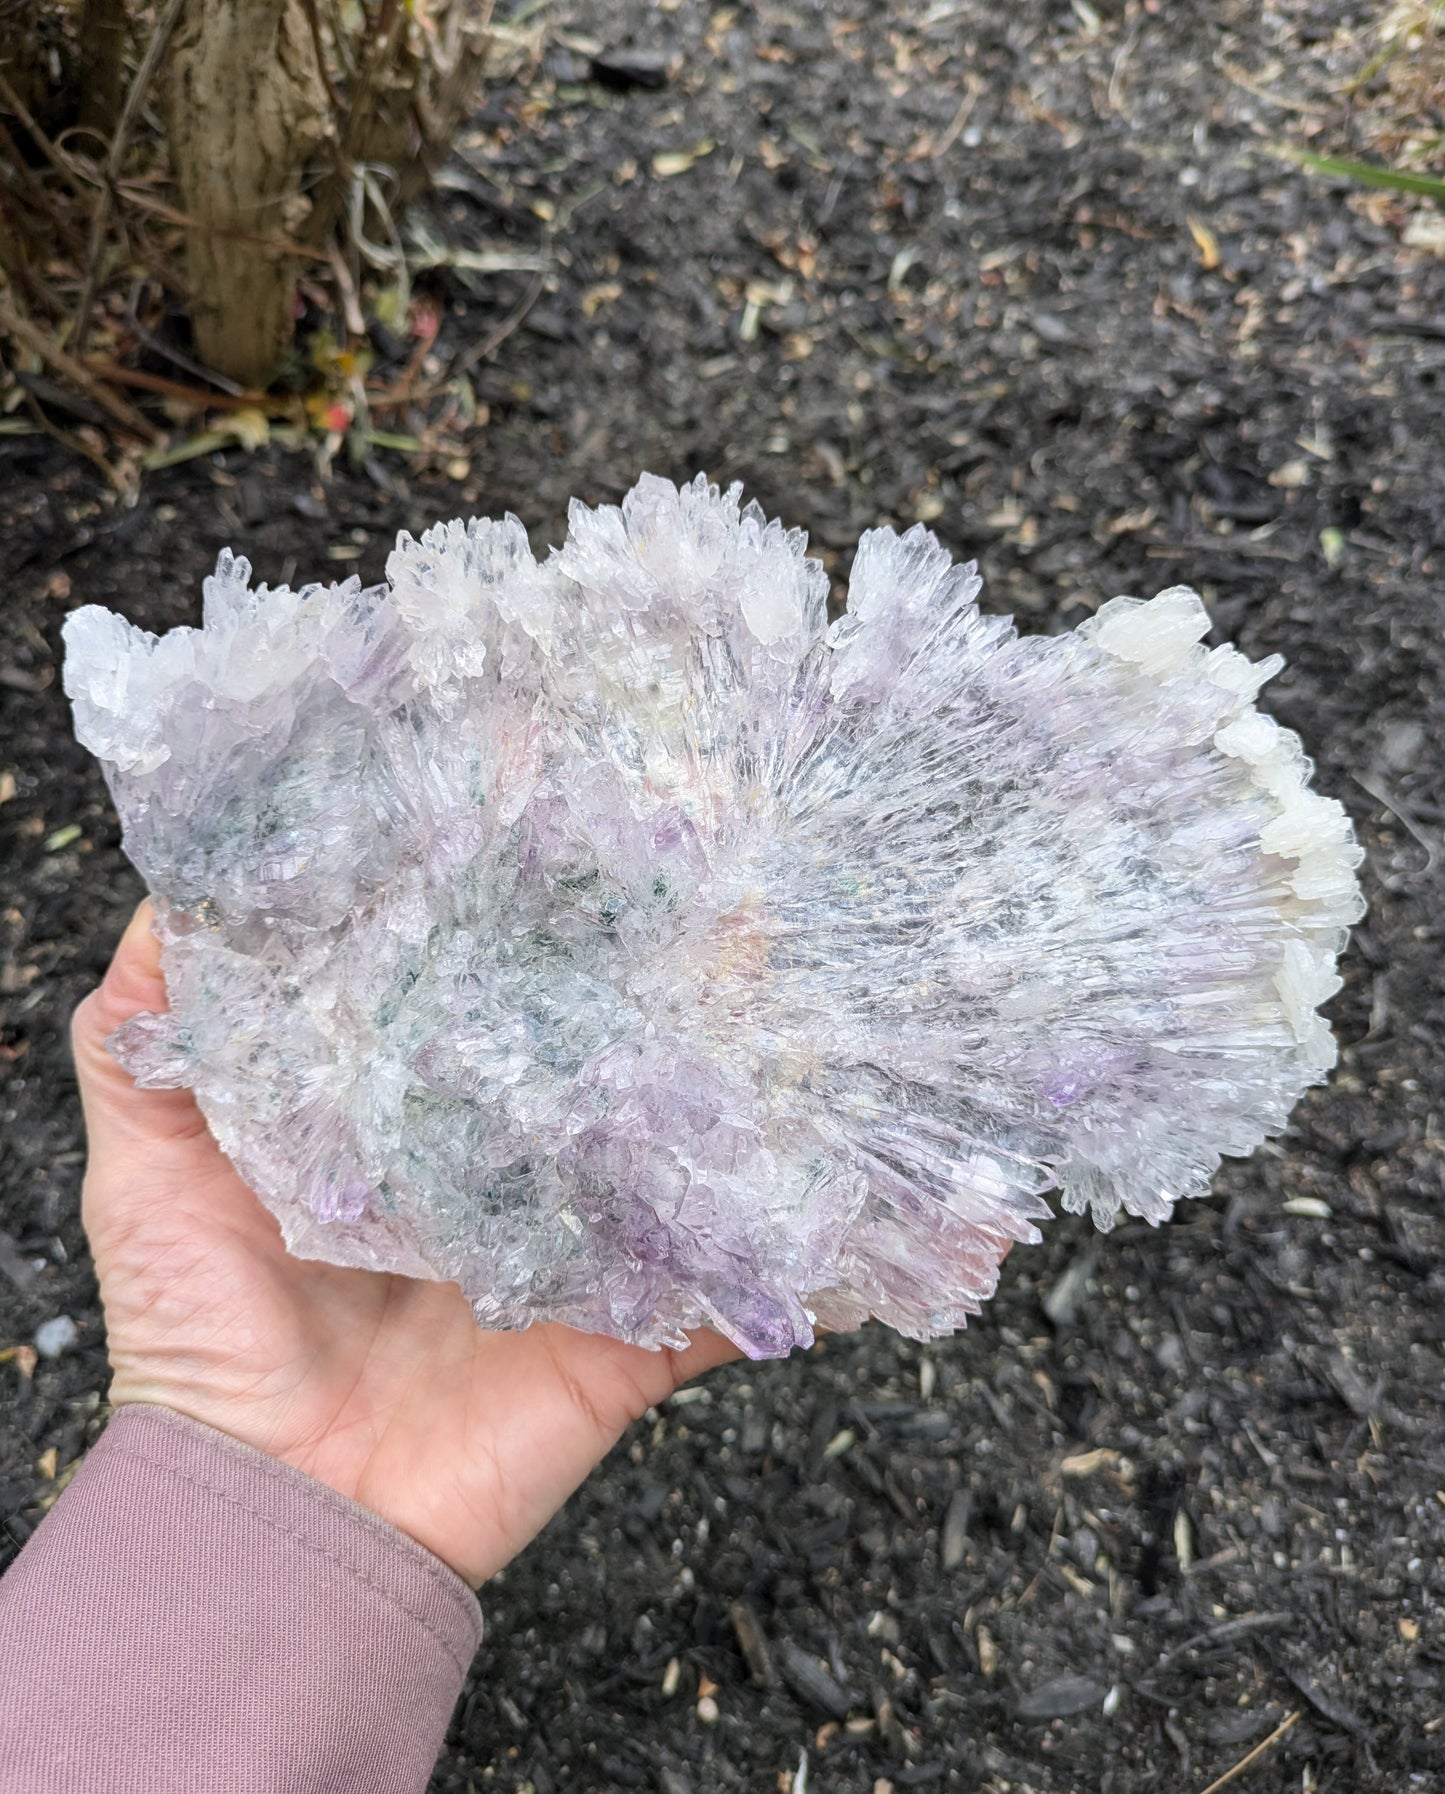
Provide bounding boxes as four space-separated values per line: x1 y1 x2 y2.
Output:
0 1403 482 1794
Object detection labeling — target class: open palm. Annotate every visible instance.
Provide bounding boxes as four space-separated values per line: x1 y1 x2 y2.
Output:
72 903 739 1586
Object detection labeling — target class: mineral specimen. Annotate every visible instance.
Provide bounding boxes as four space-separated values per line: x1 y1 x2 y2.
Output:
63 474 1365 1358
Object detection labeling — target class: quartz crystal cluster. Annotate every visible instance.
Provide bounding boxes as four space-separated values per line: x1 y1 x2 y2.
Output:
63 475 1365 1358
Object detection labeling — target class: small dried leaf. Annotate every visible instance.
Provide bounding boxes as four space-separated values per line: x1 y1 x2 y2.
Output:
229 408 271 452
1187 214 1221 269
1060 1447 1129 1479
653 143 713 177
581 281 623 318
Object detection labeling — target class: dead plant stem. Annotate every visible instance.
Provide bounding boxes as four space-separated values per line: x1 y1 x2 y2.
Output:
300 0 346 112
1194 1711 1301 1794
23 393 127 492
0 70 92 198
72 0 188 358
0 296 160 440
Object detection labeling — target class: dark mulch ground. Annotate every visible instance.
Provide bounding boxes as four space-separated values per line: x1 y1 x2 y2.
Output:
4 3 1444 1789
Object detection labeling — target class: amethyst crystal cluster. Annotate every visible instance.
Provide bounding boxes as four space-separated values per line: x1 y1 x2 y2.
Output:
63 475 1364 1358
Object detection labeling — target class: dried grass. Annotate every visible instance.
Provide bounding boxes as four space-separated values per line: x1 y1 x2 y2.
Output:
0 0 543 478
1342 0 1445 167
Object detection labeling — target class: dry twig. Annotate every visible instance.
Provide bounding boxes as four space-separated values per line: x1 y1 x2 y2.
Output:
82 358 285 413
1156 1611 1295 1671
72 0 189 357
0 69 91 197
0 296 161 441
23 393 129 492
1194 1710 1301 1794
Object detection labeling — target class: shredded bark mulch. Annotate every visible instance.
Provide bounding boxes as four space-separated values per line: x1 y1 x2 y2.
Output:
3 4 1443 1789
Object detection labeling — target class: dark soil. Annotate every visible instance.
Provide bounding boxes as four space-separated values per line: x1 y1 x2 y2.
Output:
3 3 1444 1790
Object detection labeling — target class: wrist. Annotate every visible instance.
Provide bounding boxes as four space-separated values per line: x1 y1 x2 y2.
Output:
106 1363 506 1586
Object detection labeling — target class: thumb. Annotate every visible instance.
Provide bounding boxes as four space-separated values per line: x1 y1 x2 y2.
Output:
72 900 206 1152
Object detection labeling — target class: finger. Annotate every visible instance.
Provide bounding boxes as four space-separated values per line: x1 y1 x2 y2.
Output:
80 898 167 1036
667 1326 745 1385
72 900 207 1150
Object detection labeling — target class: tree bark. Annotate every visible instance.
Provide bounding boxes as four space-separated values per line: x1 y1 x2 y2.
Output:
164 0 330 385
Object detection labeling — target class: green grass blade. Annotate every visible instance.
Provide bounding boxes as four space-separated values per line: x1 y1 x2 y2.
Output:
1280 146 1445 201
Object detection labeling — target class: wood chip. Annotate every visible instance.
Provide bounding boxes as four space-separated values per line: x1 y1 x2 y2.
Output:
940 1488 971 1570
778 1642 852 1720
729 1600 777 1687
1017 1674 1105 1720
1060 1447 1128 1478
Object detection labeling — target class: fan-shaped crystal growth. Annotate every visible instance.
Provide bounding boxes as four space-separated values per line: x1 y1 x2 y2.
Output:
62 474 1364 1357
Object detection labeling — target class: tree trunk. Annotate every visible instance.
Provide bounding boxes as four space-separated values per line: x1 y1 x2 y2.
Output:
164 0 330 386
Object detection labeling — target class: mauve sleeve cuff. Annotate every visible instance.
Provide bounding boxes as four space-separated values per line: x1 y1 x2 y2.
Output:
0 1402 482 1794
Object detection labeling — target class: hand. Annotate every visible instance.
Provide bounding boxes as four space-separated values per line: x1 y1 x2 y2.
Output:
72 901 739 1586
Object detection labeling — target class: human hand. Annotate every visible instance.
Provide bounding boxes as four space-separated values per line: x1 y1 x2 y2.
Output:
71 901 740 1586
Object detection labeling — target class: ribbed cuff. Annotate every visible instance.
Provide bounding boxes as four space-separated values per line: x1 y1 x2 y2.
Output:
0 1403 482 1794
